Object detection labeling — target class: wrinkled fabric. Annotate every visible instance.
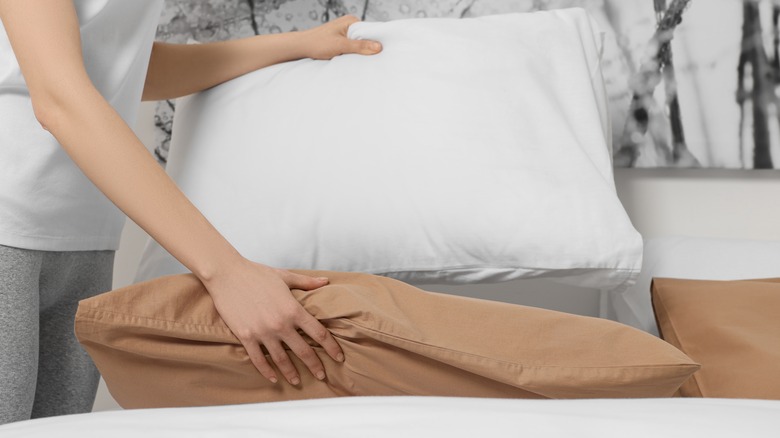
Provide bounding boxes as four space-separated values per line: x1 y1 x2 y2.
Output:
77 270 697 408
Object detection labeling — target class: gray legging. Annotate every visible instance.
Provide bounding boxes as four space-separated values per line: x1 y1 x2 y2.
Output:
0 244 114 425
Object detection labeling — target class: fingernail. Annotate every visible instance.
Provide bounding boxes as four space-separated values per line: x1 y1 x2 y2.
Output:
337 353 345 362
270 376 278 384
316 371 326 380
290 376 300 385
317 277 329 282
371 42 381 51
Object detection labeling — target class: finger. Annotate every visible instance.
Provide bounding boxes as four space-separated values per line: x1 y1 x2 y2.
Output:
280 270 329 291
242 340 278 384
283 332 327 381
337 14 359 26
298 313 345 363
346 38 382 55
265 340 300 385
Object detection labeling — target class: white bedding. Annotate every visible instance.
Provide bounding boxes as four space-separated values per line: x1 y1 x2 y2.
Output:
600 236 780 335
2 396 778 437
136 9 643 292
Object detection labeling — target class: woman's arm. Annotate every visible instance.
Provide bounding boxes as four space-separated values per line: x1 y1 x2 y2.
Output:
143 14 381 101
0 1 346 386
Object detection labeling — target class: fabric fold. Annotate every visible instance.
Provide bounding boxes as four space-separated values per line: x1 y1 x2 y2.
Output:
76 271 698 408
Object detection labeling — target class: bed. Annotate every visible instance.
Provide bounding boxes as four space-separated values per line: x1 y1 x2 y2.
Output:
2 396 779 437
4 8 779 436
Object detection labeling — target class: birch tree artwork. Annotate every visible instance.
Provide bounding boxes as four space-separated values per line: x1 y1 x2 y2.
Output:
152 0 780 169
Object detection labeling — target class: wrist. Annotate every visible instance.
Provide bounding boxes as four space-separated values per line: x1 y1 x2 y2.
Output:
193 246 246 286
291 29 313 59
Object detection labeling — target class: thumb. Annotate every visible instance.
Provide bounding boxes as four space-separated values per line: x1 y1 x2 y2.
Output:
281 270 330 291
346 38 382 55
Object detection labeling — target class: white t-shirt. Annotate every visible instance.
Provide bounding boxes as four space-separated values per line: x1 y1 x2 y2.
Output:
0 0 163 251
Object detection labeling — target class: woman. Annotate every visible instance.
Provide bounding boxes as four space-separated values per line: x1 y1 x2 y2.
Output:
0 0 382 424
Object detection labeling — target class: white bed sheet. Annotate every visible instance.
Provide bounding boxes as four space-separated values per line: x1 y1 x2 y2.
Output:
2 396 778 437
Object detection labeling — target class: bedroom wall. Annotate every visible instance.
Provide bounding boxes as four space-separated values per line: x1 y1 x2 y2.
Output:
92 101 780 412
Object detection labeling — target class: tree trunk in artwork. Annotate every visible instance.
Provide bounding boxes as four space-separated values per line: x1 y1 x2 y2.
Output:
614 0 698 168
738 1 774 169
661 37 698 165
654 0 691 164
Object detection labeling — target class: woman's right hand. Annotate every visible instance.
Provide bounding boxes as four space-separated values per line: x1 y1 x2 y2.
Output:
201 257 344 385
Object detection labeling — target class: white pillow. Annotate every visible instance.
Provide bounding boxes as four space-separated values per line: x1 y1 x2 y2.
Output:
136 9 642 291
601 236 780 335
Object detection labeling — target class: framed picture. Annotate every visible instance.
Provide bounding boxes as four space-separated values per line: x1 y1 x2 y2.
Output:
152 0 779 169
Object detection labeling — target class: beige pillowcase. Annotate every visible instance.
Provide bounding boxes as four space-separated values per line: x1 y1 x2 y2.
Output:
652 277 780 399
76 271 698 408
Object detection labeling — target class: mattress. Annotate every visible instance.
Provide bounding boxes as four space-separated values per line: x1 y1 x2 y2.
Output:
1 396 778 437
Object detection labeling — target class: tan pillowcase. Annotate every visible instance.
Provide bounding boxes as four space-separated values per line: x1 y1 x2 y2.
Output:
76 271 698 408
652 277 780 399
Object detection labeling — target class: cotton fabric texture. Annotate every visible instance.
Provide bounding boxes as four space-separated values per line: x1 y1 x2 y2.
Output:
0 0 163 251
3 397 780 438
76 271 698 408
652 277 780 399
0 397 780 438
135 8 643 292
0 244 114 424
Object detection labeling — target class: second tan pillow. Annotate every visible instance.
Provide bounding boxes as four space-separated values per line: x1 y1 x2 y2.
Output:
652 277 780 399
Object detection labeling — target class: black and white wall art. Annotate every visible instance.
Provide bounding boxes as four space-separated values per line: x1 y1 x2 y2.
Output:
152 0 780 169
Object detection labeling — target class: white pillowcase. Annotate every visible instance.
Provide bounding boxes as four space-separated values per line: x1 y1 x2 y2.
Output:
136 8 642 291
601 236 780 335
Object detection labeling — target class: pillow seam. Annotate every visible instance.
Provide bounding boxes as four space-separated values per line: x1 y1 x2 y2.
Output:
348 318 698 371
78 307 235 335
652 280 705 396
79 307 693 371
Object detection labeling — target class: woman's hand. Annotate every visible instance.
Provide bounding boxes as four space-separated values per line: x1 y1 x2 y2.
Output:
202 258 345 385
0 0 344 389
301 14 382 60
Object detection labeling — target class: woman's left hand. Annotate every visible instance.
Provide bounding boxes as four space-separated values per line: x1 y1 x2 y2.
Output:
301 14 382 60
